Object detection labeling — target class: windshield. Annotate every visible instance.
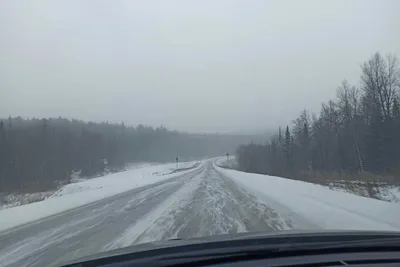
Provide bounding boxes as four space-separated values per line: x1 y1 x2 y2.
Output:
0 1 399 267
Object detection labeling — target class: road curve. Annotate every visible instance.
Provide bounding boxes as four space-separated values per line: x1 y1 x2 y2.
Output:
0 160 294 267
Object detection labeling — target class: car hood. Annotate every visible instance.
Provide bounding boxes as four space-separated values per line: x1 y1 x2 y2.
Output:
61 229 400 266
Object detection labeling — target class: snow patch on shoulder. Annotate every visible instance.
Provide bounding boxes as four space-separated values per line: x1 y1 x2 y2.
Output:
51 184 103 198
0 161 203 232
49 162 200 198
216 164 400 231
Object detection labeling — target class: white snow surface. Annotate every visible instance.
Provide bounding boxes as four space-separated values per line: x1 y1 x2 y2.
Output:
215 163 400 231
0 161 202 232
0 191 55 210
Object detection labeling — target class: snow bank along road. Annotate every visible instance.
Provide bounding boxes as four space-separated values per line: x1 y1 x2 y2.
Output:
1 160 399 267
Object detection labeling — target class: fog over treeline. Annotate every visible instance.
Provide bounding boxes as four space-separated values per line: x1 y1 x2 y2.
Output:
0 117 266 192
1 1 399 133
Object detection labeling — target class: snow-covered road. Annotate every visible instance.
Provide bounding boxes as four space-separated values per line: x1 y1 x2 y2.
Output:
0 160 297 267
1 159 399 267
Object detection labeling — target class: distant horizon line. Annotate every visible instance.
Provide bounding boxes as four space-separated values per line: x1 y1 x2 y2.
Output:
1 115 273 136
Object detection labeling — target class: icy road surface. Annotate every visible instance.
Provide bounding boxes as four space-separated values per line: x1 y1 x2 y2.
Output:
0 160 298 267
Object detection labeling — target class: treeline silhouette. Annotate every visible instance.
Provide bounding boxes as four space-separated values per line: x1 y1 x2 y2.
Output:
237 52 400 181
0 117 259 192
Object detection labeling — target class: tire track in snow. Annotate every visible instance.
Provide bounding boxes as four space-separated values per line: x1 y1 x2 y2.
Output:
105 168 205 249
0 168 203 267
106 161 294 250
167 162 294 238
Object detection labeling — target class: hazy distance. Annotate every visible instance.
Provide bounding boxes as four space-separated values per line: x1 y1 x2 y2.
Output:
1 0 399 133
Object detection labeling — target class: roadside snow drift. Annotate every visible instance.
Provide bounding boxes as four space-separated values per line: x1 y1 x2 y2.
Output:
0 161 202 232
215 163 400 231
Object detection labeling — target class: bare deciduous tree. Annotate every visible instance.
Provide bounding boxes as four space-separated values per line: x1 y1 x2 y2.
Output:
237 52 400 180
361 52 399 121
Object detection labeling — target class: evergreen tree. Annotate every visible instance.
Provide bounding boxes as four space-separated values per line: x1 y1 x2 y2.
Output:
284 126 291 169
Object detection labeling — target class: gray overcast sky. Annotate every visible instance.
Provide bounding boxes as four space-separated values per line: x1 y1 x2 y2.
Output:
1 0 399 133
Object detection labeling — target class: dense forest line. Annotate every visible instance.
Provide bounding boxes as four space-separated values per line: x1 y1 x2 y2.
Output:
237 52 400 182
0 117 262 192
